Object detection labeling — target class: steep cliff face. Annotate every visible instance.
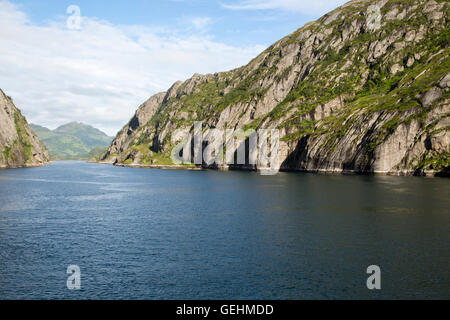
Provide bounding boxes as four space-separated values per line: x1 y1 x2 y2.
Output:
102 0 449 176
0 89 50 168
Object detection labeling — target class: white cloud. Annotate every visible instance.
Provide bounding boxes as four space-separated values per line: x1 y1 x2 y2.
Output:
190 17 213 31
0 1 265 136
221 0 348 16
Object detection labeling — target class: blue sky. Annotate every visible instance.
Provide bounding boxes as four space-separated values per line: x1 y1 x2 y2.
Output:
1 0 347 135
10 0 341 47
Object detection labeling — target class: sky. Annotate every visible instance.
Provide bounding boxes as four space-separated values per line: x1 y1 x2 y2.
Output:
0 0 347 136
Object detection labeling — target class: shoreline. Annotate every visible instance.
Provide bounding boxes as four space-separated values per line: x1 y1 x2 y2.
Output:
93 161 447 177
0 161 52 170
114 163 203 170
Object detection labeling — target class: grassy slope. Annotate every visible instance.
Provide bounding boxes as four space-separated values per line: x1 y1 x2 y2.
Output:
31 122 113 160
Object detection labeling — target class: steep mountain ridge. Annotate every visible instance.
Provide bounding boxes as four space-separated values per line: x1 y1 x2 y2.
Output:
0 89 50 168
101 0 449 176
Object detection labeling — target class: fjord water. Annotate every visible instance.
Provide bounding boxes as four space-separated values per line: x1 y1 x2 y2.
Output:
0 161 448 300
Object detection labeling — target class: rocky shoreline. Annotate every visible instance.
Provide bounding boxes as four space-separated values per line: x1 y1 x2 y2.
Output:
92 160 447 177
114 163 203 170
0 162 51 170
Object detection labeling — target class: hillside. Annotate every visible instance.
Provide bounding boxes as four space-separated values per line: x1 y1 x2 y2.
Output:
0 89 50 168
31 122 113 160
100 0 449 176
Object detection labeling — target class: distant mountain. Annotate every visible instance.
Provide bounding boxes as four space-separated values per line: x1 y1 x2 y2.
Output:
0 89 50 168
30 122 113 160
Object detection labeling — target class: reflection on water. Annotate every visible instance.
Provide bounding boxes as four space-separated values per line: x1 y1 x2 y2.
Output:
0 161 449 299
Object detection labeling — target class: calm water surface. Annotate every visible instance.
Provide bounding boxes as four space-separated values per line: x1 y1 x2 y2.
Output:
0 161 448 299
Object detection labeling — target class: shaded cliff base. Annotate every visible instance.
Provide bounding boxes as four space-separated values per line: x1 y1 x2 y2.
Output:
96 160 449 177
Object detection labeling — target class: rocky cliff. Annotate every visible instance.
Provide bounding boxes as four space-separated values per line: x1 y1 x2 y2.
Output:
101 0 449 176
0 89 50 168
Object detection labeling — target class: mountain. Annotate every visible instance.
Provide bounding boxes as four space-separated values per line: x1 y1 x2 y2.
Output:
30 122 113 160
0 89 50 168
100 0 449 176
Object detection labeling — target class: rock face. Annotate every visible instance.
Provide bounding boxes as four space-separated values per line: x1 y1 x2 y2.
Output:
102 0 449 176
0 89 50 168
